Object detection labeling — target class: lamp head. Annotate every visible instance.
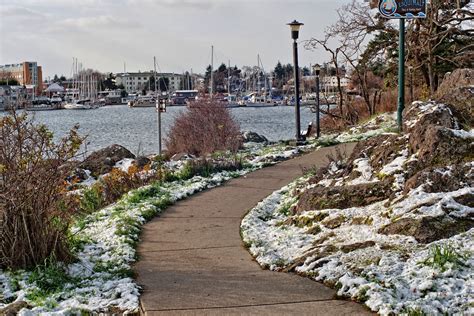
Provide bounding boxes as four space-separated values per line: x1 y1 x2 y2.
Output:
313 63 321 76
287 20 303 40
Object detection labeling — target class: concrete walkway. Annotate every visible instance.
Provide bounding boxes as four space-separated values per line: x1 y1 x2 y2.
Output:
135 143 371 315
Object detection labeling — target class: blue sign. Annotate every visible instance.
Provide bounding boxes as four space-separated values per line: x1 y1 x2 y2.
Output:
379 0 426 19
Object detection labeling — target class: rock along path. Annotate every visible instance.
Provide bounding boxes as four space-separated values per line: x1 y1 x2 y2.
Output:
135 143 372 315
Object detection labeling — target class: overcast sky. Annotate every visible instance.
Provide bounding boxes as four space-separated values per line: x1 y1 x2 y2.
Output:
0 0 350 78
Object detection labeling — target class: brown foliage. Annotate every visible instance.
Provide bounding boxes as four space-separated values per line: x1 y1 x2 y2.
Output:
319 88 398 133
165 99 243 156
0 112 84 269
101 168 146 205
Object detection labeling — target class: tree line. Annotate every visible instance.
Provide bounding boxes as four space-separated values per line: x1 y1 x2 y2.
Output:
305 0 473 122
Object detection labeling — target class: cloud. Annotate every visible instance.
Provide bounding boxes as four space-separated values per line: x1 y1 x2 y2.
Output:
57 15 141 30
0 5 45 18
127 0 218 10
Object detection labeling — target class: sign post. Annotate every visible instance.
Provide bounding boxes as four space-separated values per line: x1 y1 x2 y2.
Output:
398 19 405 132
378 0 426 132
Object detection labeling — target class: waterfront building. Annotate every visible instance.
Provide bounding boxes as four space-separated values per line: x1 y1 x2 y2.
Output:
322 76 350 94
115 72 183 94
0 62 43 94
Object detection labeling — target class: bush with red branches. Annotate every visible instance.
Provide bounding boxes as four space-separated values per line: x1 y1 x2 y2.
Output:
166 100 242 156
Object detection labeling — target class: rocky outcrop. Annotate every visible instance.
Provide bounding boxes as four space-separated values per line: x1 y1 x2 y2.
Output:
378 216 473 244
340 241 376 253
404 163 474 194
404 102 456 152
344 134 406 176
417 126 473 166
80 144 135 177
135 156 151 168
296 179 392 214
242 131 268 143
436 68 474 127
0 301 29 316
437 68 473 97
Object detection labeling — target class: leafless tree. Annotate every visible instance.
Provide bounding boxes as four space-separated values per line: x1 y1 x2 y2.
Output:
406 1 473 94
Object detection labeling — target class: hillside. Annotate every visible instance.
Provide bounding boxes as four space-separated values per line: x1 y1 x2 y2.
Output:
241 97 473 314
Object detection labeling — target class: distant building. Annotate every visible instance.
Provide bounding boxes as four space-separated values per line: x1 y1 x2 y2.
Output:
0 62 43 94
322 76 350 94
115 72 183 94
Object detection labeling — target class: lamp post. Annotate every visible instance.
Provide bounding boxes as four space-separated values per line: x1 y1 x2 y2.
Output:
154 56 162 155
287 20 304 143
313 63 321 138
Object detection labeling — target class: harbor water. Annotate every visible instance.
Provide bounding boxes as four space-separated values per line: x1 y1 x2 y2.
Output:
2 105 316 155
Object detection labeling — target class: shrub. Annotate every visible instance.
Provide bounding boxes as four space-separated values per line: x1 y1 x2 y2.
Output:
0 112 84 269
100 168 141 205
79 184 104 214
165 99 243 157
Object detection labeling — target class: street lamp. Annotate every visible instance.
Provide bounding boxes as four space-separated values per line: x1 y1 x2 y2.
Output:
287 20 304 143
312 63 321 138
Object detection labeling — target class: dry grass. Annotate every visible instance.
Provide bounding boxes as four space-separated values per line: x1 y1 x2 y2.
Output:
321 89 399 132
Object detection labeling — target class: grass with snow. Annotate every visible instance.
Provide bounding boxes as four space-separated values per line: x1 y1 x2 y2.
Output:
0 126 379 314
241 104 474 315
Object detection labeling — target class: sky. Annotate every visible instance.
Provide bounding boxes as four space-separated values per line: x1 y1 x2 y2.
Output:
0 0 350 78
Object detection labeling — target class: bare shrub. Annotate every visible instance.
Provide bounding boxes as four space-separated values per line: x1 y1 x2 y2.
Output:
166 99 242 156
0 112 84 269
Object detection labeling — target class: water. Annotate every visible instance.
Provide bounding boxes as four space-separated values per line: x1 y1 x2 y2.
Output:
2 105 316 155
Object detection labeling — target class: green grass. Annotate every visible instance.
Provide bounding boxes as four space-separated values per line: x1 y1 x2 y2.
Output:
278 203 293 216
68 233 93 253
420 244 467 271
26 256 78 304
355 286 370 303
315 138 340 148
127 183 163 204
80 185 104 214
402 307 427 316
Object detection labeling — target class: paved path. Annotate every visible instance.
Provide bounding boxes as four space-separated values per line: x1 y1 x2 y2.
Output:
135 143 371 315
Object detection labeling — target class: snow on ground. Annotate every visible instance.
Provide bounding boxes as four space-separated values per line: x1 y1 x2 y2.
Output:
404 101 457 129
336 112 397 143
347 158 378 185
448 128 474 139
114 158 135 173
241 178 474 315
80 170 97 187
379 148 409 176
0 111 405 313
1 170 248 314
241 105 474 315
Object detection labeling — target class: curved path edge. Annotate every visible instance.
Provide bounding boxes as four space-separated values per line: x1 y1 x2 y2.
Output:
135 143 372 315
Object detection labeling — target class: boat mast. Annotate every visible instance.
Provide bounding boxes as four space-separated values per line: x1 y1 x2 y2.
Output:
210 45 214 98
259 55 268 103
227 59 231 96
256 54 260 97
154 56 162 155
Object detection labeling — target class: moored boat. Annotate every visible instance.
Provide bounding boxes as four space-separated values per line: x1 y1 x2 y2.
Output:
64 99 97 110
26 98 60 111
128 96 155 107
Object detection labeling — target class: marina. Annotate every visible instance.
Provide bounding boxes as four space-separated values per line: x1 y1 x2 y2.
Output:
0 104 316 155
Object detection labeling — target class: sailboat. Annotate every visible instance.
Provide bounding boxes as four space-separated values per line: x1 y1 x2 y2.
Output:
241 55 277 107
64 58 100 110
